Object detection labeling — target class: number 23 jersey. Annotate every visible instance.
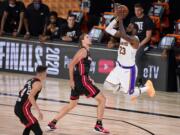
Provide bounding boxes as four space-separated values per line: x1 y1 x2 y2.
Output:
117 36 139 66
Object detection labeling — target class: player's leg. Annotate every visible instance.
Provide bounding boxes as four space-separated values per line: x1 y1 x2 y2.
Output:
47 77 82 131
47 99 78 130
53 99 78 120
114 66 133 95
14 104 39 135
30 122 43 135
130 80 156 98
95 92 106 121
22 127 31 135
119 66 141 101
94 92 110 134
104 66 121 93
126 66 155 101
82 75 109 134
104 81 121 93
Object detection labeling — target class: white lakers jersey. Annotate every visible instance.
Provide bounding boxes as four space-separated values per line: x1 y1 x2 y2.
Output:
117 36 139 66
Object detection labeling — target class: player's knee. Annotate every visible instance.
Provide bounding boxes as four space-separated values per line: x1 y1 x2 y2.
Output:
100 95 106 105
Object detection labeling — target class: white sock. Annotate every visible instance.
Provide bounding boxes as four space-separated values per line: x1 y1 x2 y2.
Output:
129 87 141 97
129 86 148 97
140 86 148 93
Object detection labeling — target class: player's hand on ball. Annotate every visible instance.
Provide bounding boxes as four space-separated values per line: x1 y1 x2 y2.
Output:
115 5 129 20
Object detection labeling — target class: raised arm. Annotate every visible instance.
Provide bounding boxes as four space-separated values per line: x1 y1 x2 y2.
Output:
105 18 119 36
117 20 139 49
106 17 139 49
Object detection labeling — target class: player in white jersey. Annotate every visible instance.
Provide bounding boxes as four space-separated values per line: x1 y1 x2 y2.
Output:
104 11 155 101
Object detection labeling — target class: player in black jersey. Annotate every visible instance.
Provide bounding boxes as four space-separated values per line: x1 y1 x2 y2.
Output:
14 65 47 135
47 33 110 134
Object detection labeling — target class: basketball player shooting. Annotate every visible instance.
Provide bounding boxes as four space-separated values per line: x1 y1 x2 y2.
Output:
104 4 156 102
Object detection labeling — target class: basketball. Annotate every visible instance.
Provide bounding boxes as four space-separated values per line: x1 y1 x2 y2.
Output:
115 5 129 19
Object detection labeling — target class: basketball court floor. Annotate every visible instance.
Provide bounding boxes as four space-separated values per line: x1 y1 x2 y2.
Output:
0 72 180 135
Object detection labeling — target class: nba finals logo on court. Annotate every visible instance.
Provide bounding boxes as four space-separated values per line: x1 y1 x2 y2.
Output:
98 59 115 74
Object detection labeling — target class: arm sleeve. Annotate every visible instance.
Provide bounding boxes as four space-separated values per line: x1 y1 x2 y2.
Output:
105 19 118 36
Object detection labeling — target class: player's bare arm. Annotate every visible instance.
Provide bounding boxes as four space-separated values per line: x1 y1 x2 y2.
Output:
28 82 42 118
69 48 87 89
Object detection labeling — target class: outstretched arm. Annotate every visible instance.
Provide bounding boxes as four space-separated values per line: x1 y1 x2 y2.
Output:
106 18 139 49
105 18 119 36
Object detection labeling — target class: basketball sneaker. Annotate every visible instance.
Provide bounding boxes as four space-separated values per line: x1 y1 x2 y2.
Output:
145 80 156 97
94 124 110 134
46 122 57 131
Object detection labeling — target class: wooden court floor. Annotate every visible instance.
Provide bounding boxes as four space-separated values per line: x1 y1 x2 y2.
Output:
0 72 180 135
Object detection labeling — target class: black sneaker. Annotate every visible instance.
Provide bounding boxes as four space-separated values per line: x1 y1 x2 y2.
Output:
94 124 110 134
